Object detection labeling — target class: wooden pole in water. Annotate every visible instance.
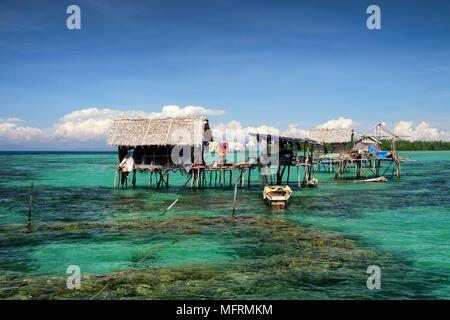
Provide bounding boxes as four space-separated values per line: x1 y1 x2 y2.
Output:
149 170 152 189
159 198 178 216
334 162 340 179
304 143 309 184
232 170 238 217
182 171 192 189
197 167 200 189
27 181 33 228
201 170 204 188
297 166 301 190
214 170 217 187
113 168 119 190
308 147 313 181
166 171 170 188
204 170 207 188
286 166 290 185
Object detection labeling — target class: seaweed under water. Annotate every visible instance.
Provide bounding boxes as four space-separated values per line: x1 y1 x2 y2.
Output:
0 215 420 300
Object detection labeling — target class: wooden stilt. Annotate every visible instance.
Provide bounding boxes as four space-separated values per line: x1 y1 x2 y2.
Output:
149 170 153 189
202 170 206 188
182 171 191 189
286 166 290 185
335 162 341 179
232 170 238 217
308 147 313 181
203 170 207 187
166 171 169 188
132 171 136 189
304 143 309 185
197 167 200 189
114 168 119 190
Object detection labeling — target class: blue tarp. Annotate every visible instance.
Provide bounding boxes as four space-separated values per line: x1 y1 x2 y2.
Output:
376 151 387 159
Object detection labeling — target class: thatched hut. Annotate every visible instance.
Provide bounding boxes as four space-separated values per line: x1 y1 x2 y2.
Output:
307 128 354 154
107 116 212 169
353 136 382 152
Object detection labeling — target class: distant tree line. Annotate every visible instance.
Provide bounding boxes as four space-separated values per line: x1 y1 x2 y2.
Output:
380 140 450 151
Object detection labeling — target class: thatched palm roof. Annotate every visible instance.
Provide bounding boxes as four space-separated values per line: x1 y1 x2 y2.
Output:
107 116 211 147
307 128 354 144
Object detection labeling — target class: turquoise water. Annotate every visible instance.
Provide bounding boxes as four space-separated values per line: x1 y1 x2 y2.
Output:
0 151 448 299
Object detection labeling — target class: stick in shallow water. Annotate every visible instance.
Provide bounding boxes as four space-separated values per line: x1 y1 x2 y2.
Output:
27 181 33 228
159 198 179 216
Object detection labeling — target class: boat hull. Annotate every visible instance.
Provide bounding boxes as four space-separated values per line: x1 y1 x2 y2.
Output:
263 185 292 208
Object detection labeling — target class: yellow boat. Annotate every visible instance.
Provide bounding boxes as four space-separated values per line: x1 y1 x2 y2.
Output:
263 185 292 208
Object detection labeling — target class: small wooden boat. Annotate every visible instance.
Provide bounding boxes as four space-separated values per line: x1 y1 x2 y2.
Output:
263 185 292 208
363 176 388 182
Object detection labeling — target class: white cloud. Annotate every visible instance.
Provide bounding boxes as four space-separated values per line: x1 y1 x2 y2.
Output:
1 108 449 149
281 124 309 138
51 108 125 142
0 105 225 147
393 121 450 141
0 122 44 143
315 117 357 129
279 118 357 139
49 105 225 142
0 117 24 123
156 105 226 117
212 120 279 142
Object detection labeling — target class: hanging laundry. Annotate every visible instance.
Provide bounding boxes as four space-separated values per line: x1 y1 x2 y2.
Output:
219 142 228 156
229 142 243 151
209 141 219 153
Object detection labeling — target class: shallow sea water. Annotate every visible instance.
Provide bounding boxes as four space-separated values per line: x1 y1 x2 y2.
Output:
0 151 448 299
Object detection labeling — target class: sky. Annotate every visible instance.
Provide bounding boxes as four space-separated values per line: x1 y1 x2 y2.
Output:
0 0 449 150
